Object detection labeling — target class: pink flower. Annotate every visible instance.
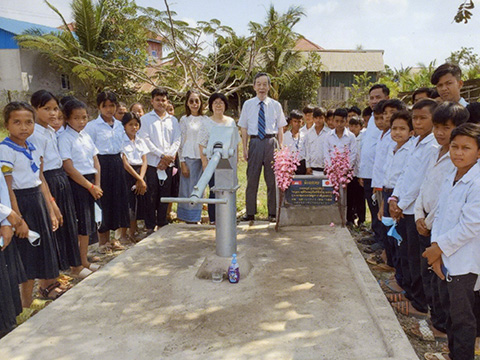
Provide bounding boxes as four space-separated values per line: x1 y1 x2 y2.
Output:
273 147 299 192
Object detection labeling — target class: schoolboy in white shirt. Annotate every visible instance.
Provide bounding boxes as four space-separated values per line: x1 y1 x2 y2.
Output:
431 63 468 107
283 110 306 174
414 102 469 342
299 105 315 137
389 99 439 318
323 108 357 168
423 123 480 360
305 107 330 176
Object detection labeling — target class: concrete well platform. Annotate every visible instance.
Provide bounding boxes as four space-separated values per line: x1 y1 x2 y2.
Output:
0 224 417 360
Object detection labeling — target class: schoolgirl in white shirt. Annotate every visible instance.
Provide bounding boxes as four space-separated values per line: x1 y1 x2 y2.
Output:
29 90 89 278
58 99 103 276
0 102 62 307
84 91 129 252
120 112 148 241
177 90 209 223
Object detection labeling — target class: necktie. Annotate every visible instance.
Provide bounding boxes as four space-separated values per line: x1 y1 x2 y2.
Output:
258 101 266 139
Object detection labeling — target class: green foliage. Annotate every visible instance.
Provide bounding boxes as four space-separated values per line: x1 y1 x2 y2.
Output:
455 0 475 23
447 47 480 80
347 72 374 108
280 52 322 111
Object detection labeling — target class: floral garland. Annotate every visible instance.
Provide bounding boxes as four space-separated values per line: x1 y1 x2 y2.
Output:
273 146 299 192
324 146 354 200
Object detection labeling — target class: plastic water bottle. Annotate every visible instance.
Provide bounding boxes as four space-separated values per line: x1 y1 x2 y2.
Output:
228 253 240 283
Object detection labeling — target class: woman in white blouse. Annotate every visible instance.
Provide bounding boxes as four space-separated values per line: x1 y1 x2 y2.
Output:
199 93 240 225
177 90 209 223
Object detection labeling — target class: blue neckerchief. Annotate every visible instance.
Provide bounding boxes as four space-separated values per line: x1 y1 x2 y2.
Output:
382 216 402 245
1 137 39 173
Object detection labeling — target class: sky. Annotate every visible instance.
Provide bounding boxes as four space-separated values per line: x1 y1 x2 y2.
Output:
2 0 480 70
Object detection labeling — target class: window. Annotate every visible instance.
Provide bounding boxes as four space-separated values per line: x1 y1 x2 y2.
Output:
61 74 71 90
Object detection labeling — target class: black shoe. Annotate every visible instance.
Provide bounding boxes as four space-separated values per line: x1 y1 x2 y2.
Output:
242 215 254 221
358 236 376 245
268 215 277 222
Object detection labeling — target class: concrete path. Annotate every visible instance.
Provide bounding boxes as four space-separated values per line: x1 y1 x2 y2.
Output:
0 223 418 360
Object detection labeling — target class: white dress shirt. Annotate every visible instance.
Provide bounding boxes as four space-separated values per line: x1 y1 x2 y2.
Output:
459 97 468 107
299 124 314 137
283 130 305 160
58 125 99 175
353 129 366 176
179 115 209 161
323 128 358 168
383 139 413 189
392 133 439 215
84 115 125 155
358 114 382 179
304 125 331 168
238 96 287 135
28 123 63 171
122 135 149 166
0 141 42 190
372 129 396 189
414 148 455 229
432 163 480 276
137 111 181 168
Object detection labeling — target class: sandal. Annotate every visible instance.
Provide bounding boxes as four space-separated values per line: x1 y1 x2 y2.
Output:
97 244 113 255
392 300 428 319
88 255 101 263
424 352 450 360
410 319 435 341
386 292 407 303
378 279 405 294
372 263 395 272
29 298 51 311
88 263 101 272
366 254 384 265
109 240 125 251
39 283 66 300
70 267 93 279
16 307 37 325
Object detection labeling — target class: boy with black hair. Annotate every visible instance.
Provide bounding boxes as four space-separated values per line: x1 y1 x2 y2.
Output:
305 107 330 175
466 102 480 124
138 87 181 231
412 87 433 104
300 105 315 136
362 106 373 126
347 106 362 121
388 98 439 318
423 122 480 360
414 102 470 343
323 108 357 168
284 110 306 175
347 116 366 227
358 84 389 245
325 109 335 130
367 99 406 254
431 63 467 106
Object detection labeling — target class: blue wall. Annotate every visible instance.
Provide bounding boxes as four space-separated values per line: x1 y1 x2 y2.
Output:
0 29 18 49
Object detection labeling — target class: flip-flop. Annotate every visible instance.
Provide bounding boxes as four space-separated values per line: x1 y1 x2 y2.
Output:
16 307 36 325
88 255 101 262
88 263 101 272
410 319 435 341
29 298 52 311
424 352 450 360
71 267 93 279
384 279 405 294
392 300 428 319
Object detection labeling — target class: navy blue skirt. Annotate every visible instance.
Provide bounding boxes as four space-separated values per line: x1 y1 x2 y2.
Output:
97 154 129 232
125 165 146 221
69 174 97 236
44 168 81 270
13 186 60 280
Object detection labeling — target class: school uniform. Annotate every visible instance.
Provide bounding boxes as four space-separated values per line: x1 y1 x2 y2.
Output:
0 138 59 280
392 133 440 313
29 124 81 270
414 148 455 334
199 118 240 223
138 111 181 228
347 129 366 225
304 125 331 174
177 115 208 222
122 135 148 222
85 115 129 232
238 96 287 218
58 126 99 236
323 128 358 168
432 163 480 360
0 172 24 332
382 139 413 288
283 130 306 175
299 124 314 137
358 116 383 243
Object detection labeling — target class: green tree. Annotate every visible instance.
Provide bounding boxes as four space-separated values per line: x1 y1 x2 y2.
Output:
455 0 475 23
447 47 480 79
17 0 149 103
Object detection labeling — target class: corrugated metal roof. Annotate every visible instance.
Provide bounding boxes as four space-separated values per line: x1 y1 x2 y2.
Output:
310 50 385 72
0 17 59 36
